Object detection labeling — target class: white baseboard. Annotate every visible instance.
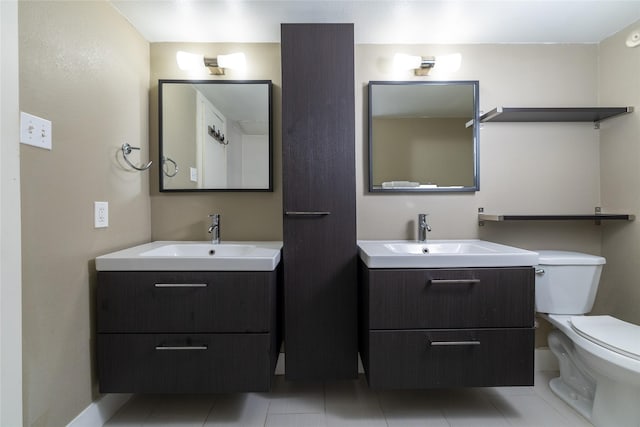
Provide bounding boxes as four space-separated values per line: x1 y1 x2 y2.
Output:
66 393 132 427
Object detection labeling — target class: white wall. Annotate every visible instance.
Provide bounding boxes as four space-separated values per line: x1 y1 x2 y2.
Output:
0 2 23 425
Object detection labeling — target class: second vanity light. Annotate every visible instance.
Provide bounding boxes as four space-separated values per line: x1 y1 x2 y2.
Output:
176 50 246 75
393 53 462 75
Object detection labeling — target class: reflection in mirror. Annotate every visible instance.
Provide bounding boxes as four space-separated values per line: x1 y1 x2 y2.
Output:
159 80 272 191
368 81 479 192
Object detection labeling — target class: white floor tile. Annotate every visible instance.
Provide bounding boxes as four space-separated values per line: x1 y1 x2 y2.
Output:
378 389 449 427
144 394 216 426
324 378 386 426
204 393 270 426
438 389 510 427
103 372 598 427
265 413 326 427
267 376 325 414
104 395 156 426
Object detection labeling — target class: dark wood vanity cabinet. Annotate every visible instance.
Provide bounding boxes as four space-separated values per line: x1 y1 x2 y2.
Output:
359 264 535 389
281 23 358 380
96 270 280 393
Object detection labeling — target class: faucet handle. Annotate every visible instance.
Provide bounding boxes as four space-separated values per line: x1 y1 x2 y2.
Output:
208 213 220 223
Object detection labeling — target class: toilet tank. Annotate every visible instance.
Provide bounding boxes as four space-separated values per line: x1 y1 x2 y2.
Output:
535 250 606 315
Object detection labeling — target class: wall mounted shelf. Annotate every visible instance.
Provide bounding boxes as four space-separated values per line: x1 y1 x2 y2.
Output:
478 213 635 222
480 107 633 125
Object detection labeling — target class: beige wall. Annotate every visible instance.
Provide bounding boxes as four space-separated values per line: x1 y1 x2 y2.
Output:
371 117 474 186
357 43 603 253
150 43 282 241
19 2 150 426
598 20 640 325
162 83 197 189
151 41 605 252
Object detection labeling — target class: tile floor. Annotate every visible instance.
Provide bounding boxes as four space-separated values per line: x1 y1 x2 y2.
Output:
105 371 593 426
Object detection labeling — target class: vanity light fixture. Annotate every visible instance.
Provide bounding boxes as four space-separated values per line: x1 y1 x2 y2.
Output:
176 51 246 75
393 53 462 76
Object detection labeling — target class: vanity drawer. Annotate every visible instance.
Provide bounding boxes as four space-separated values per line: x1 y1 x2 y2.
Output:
97 271 277 333
365 328 534 389
97 333 276 393
364 267 534 329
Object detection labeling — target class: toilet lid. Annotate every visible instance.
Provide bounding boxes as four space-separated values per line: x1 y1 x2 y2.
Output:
571 315 640 361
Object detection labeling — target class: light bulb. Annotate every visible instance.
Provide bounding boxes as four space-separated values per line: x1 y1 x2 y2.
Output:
217 52 246 70
393 53 422 71
176 51 204 70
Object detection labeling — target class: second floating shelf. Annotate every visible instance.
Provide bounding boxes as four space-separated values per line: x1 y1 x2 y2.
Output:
480 106 633 124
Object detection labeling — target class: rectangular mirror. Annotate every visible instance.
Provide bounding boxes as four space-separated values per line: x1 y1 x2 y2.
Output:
159 79 273 192
368 80 479 192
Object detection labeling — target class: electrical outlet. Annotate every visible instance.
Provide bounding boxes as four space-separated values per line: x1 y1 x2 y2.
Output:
94 201 108 228
20 112 52 150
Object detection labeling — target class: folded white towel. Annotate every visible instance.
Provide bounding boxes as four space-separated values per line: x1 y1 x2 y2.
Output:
381 181 420 188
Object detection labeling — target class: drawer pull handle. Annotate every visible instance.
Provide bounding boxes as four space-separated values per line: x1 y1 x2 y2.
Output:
155 345 208 351
154 283 208 288
429 279 480 285
285 211 331 216
430 340 481 347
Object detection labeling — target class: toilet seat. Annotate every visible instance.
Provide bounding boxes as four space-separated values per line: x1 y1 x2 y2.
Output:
570 315 640 361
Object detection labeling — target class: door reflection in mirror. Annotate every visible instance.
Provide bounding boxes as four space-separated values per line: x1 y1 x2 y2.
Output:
159 80 272 192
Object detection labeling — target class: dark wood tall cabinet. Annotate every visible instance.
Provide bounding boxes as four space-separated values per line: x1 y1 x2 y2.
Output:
281 23 357 380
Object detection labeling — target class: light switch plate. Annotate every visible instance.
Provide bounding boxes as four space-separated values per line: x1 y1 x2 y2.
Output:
190 167 198 182
20 112 52 150
94 201 108 228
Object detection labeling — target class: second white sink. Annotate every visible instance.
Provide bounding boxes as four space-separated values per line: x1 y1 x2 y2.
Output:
358 239 538 268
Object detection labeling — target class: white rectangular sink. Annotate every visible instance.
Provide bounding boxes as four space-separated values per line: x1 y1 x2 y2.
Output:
96 241 282 271
358 239 538 268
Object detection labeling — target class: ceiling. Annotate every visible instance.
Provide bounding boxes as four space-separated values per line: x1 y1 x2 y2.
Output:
109 0 640 44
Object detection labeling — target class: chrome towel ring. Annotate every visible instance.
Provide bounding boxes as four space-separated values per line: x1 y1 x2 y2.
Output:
162 156 178 177
121 143 152 171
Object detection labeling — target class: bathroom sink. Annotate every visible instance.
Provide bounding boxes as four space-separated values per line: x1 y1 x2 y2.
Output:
140 243 270 258
96 241 282 271
358 239 538 268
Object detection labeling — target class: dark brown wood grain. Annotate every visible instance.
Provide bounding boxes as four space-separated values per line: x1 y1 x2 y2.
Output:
281 23 358 381
96 269 280 393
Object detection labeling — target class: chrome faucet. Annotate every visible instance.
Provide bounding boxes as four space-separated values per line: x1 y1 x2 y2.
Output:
208 214 220 244
418 213 431 242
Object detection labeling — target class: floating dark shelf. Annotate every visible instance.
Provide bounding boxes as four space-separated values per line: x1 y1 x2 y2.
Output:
478 213 635 222
480 107 633 124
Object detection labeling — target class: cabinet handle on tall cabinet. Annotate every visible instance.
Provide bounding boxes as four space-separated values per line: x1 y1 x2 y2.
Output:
155 345 208 351
285 211 331 216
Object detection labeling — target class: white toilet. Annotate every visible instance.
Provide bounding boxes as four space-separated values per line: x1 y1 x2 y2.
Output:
535 250 640 427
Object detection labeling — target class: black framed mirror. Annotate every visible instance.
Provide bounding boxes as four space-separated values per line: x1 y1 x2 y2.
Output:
159 79 273 192
368 80 479 192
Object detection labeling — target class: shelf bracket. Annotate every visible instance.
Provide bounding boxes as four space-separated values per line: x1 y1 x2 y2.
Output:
595 207 601 225
478 207 485 226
